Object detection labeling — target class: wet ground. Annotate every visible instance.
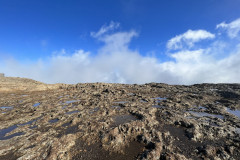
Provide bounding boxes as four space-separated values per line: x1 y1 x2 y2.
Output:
0 82 240 159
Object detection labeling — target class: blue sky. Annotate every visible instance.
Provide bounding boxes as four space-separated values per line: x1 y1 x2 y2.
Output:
0 0 240 84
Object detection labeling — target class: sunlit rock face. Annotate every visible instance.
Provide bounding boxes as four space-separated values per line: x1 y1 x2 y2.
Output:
0 77 240 160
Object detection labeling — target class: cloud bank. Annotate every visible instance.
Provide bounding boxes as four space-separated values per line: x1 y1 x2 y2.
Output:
1 20 240 85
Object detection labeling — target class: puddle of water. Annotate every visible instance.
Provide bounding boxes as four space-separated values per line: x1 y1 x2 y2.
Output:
9 117 42 131
113 101 127 104
65 100 79 104
152 97 167 103
112 105 121 108
33 103 40 107
19 118 39 126
140 99 147 103
62 122 71 127
152 105 165 108
111 115 138 127
198 106 207 110
0 125 18 140
188 111 224 119
58 124 81 137
153 97 167 100
22 95 28 97
65 110 80 115
226 108 240 119
48 118 59 123
0 106 13 110
112 105 122 108
0 132 25 140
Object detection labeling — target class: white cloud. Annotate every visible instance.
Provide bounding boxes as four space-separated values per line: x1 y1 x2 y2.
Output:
90 21 120 38
99 30 138 53
1 19 240 85
167 29 215 50
216 18 240 38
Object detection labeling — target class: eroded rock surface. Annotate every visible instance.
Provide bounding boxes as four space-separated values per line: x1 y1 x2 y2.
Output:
0 78 240 159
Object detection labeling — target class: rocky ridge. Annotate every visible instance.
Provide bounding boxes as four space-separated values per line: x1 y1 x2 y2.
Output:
0 77 62 91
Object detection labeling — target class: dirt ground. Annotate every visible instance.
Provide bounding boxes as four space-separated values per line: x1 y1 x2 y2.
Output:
0 77 240 159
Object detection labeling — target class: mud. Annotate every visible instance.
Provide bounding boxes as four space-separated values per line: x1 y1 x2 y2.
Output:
0 78 240 159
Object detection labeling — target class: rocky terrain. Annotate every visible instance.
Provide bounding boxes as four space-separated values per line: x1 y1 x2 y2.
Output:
0 77 240 160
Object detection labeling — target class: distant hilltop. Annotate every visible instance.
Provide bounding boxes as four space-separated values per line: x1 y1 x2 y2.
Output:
0 75 64 92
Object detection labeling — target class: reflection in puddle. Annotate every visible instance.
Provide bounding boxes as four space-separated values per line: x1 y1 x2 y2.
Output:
111 115 138 127
65 100 79 104
0 125 19 140
140 99 148 103
33 103 40 107
19 117 41 126
152 97 167 103
153 97 167 100
113 101 127 104
188 111 224 119
0 116 42 139
65 110 80 115
0 132 25 140
0 125 18 137
112 106 122 110
48 118 59 123
0 106 13 110
62 122 71 127
112 105 121 108
198 106 207 110
152 105 165 108
226 108 240 119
